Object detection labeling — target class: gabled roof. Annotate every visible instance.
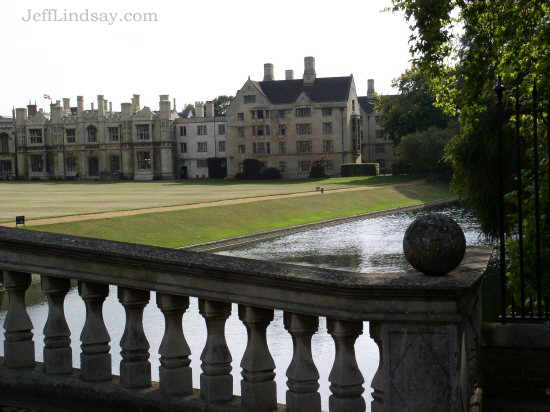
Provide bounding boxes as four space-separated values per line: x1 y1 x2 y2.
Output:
255 76 353 105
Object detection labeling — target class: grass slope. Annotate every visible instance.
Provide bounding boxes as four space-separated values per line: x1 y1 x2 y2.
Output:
33 182 452 248
0 175 416 222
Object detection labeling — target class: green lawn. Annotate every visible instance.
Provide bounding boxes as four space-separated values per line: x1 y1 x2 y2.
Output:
0 175 416 222
32 181 453 248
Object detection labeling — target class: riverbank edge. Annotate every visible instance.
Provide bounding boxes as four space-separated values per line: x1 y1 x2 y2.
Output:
181 197 458 253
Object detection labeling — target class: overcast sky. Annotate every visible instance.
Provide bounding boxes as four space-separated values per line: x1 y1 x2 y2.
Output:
1 0 412 116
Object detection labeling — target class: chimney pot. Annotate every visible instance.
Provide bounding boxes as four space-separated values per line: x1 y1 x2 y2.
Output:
367 79 375 97
303 56 316 85
263 63 274 81
285 69 294 80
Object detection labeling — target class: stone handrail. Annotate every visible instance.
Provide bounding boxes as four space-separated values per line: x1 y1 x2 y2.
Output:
0 227 490 412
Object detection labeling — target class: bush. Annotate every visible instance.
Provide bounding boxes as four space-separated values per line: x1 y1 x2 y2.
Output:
309 161 327 178
341 163 379 177
260 167 282 180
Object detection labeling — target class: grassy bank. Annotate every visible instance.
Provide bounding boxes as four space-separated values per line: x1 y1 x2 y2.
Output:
0 175 416 222
33 182 453 248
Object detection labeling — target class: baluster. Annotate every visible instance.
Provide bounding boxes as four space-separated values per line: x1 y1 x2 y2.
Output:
118 287 151 389
284 312 321 412
327 319 365 412
79 281 111 381
369 322 384 412
199 299 233 403
157 293 192 396
41 276 72 374
239 305 276 411
3 271 34 369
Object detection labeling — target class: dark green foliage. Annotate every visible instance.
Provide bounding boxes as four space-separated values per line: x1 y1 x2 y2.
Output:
309 161 327 178
212 96 234 117
235 159 281 180
341 163 379 177
207 158 227 179
260 167 282 180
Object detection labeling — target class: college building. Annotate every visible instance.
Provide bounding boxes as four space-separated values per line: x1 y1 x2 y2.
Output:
10 94 178 180
226 57 363 178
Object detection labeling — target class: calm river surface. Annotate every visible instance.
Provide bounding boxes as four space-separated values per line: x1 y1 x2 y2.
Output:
0 205 487 411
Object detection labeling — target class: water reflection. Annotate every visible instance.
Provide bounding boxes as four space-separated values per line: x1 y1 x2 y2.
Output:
218 206 488 273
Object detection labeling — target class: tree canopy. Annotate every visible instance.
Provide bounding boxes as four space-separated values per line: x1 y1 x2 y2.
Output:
213 95 234 117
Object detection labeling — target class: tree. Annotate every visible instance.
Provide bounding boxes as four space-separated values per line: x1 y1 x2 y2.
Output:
182 104 195 117
397 125 456 177
213 95 234 117
376 67 451 146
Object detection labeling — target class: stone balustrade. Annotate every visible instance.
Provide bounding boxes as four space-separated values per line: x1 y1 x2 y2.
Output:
0 227 489 412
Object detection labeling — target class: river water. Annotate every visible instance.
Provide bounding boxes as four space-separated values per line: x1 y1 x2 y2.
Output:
0 205 487 410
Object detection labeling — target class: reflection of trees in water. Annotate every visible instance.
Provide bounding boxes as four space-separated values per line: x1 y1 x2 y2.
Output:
283 246 364 271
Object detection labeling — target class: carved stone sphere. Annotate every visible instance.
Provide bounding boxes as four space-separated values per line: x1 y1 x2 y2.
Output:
403 213 466 276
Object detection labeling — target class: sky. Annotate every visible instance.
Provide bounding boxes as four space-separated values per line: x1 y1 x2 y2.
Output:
0 0 413 116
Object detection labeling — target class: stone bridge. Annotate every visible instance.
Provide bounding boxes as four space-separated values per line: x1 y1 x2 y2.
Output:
0 227 489 411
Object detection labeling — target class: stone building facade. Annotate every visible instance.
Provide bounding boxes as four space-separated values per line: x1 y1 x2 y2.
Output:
0 115 16 179
359 80 396 173
12 94 177 180
175 101 227 179
226 57 362 178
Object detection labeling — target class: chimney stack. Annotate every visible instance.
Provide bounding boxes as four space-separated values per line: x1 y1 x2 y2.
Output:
367 79 375 97
263 63 274 81
63 98 70 113
159 95 171 119
303 56 316 85
109 101 113 112
121 102 132 118
285 69 294 80
196 102 205 117
205 101 215 118
77 96 84 113
97 95 104 117
27 104 37 117
132 94 140 112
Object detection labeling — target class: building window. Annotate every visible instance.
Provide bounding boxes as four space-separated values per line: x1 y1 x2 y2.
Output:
375 143 385 154
0 133 9 152
197 159 208 168
197 142 208 152
111 155 120 172
238 144 246 154
218 124 225 135
180 126 187 137
278 110 287 118
180 142 187 153
295 107 311 117
65 129 76 143
253 125 270 136
352 100 356 111
87 125 97 143
244 95 256 104
278 141 287 154
237 112 244 121
66 157 76 172
279 161 286 172
31 155 43 172
137 152 152 170
322 122 333 135
29 129 43 144
297 140 312 153
322 108 333 117
323 140 334 153
88 158 99 176
218 141 226 152
108 127 119 141
197 125 208 135
251 110 265 119
296 124 312 136
278 124 287 136
238 127 245 138
298 160 311 172
253 142 266 154
136 124 150 140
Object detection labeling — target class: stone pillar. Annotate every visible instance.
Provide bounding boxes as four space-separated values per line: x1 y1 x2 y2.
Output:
369 321 461 412
199 299 233 403
118 287 151 389
78 281 111 381
327 319 365 412
41 276 72 374
3 271 34 369
239 305 276 411
157 293 192 396
284 312 321 412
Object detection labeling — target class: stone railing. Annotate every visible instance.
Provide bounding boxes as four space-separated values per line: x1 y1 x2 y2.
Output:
0 227 490 412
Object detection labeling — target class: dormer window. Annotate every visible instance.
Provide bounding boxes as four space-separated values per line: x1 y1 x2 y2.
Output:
295 107 311 117
244 95 256 104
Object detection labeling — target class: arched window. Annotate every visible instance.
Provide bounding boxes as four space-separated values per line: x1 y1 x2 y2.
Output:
0 133 9 153
87 125 97 143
